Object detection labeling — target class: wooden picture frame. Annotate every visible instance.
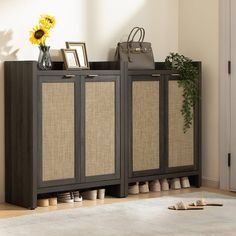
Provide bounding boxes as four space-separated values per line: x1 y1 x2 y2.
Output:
66 42 90 69
61 49 80 70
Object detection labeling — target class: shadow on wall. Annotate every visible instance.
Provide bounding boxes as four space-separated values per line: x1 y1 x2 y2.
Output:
0 30 19 203
0 30 19 61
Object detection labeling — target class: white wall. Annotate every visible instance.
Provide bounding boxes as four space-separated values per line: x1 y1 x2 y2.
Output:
0 0 179 202
179 0 220 185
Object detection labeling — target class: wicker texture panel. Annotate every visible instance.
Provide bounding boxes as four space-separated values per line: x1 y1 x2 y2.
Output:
42 83 75 181
85 82 115 176
168 81 194 167
132 81 160 171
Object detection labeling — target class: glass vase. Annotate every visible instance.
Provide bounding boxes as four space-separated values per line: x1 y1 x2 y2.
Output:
38 45 52 70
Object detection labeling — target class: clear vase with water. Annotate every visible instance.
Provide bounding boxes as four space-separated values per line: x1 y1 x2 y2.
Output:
38 45 52 70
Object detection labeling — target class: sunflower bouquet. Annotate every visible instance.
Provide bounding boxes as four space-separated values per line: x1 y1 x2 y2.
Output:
29 14 56 46
29 14 56 69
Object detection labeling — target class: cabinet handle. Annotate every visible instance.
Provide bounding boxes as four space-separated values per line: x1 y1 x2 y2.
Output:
86 74 98 78
151 74 161 77
63 75 75 79
171 73 180 77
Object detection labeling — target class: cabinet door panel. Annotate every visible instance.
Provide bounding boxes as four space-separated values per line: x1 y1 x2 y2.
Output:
132 80 160 172
42 82 75 181
85 81 116 177
168 80 194 168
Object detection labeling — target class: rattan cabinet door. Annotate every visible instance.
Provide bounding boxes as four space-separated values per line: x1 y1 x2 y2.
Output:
130 77 160 177
83 76 120 182
168 79 195 170
38 78 77 187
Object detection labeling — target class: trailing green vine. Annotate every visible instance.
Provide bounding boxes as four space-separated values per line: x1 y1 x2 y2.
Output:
165 53 199 133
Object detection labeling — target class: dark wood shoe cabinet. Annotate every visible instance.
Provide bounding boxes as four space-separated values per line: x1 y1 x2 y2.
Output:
4 61 201 209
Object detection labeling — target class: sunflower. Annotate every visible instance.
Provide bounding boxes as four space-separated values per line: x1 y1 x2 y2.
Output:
29 25 49 45
39 14 56 29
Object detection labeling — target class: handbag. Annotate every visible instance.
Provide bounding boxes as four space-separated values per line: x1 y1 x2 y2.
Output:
116 27 155 69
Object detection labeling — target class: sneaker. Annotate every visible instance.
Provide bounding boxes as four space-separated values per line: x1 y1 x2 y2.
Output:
128 182 139 195
149 179 161 192
170 178 181 190
181 177 190 188
139 181 149 193
97 189 105 199
57 192 74 203
160 178 169 191
73 191 83 202
81 190 97 200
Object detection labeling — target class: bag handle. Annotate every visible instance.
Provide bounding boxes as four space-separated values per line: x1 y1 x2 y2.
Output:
127 27 141 43
130 28 143 43
128 27 146 49
128 27 143 51
139 27 145 43
126 27 146 62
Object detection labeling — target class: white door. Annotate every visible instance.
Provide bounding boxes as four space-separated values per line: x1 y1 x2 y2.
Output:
230 0 236 191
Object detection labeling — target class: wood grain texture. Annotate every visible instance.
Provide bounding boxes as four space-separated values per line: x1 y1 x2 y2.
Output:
4 61 38 209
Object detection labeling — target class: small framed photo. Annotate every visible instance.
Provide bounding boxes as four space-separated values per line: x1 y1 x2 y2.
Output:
66 42 89 69
61 49 80 70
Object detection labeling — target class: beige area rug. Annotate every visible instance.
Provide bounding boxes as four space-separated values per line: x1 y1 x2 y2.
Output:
0 191 235 236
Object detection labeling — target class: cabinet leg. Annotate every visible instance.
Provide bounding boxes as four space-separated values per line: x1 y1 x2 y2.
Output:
106 184 127 198
190 175 202 188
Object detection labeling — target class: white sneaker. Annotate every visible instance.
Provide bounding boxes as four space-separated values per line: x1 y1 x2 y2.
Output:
128 182 139 195
181 177 190 188
160 179 169 191
57 192 74 203
149 179 161 192
73 191 83 202
139 181 149 193
81 190 97 200
170 178 181 190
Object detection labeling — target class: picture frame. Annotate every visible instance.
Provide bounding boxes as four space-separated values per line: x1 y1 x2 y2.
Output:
61 49 80 70
66 42 90 69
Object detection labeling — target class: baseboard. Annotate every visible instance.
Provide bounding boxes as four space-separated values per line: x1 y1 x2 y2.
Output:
202 177 219 189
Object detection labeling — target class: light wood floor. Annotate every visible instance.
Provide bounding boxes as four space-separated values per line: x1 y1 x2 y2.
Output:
0 187 235 219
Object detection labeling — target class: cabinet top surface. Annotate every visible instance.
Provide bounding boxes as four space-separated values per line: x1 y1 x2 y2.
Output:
4 60 201 76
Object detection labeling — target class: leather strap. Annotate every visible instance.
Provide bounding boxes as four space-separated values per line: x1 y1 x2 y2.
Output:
127 27 140 43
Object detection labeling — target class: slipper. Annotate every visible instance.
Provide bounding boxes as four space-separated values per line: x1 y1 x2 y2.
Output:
168 201 204 210
189 198 223 207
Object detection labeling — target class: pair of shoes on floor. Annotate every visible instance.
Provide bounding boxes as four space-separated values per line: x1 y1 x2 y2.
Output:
168 199 223 210
170 177 191 190
37 197 57 207
58 191 83 203
128 182 149 194
81 189 106 200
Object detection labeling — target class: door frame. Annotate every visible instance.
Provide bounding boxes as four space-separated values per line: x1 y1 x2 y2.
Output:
219 0 231 190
